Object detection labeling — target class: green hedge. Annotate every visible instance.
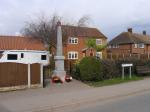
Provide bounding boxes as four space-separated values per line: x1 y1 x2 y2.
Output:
101 59 120 79
72 57 150 82
78 57 103 81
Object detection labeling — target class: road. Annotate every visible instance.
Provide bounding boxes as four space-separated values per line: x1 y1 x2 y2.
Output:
1 78 150 112
63 91 150 112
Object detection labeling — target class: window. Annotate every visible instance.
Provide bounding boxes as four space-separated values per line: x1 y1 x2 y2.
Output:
68 37 78 44
96 52 102 59
41 55 47 60
134 43 144 48
134 44 138 48
107 45 114 48
108 45 111 48
112 44 119 48
96 39 102 45
74 38 78 43
138 43 144 48
69 53 72 59
7 54 17 60
68 52 78 59
0 51 4 53
21 53 24 58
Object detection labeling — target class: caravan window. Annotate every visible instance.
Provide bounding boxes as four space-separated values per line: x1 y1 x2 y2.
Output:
21 53 24 58
41 55 47 60
7 54 18 60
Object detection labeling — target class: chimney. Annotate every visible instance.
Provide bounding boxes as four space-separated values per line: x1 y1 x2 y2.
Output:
143 30 146 35
128 28 132 33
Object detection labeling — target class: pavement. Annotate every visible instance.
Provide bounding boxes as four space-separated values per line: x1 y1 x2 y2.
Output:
66 89 150 112
1 78 150 112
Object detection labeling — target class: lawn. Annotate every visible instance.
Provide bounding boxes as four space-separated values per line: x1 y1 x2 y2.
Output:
86 75 144 87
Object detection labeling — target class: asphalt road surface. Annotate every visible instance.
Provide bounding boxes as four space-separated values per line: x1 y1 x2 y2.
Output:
63 91 150 112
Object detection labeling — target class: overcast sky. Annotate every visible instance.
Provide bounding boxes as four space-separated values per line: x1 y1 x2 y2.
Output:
1 0 150 39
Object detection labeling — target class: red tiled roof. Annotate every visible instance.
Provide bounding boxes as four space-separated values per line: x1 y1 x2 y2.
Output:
62 25 107 39
0 36 46 50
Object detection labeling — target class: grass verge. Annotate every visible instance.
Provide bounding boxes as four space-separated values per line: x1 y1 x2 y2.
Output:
86 75 143 87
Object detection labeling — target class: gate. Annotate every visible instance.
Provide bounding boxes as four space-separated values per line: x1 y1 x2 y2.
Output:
0 63 41 88
0 63 28 87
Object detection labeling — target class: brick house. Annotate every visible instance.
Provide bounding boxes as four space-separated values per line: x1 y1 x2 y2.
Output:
52 25 107 73
108 28 150 55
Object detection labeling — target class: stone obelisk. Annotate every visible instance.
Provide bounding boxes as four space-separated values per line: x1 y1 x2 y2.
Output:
53 21 66 82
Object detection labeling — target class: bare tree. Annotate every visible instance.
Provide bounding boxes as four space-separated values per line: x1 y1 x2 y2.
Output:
77 15 91 27
22 14 91 52
22 14 61 51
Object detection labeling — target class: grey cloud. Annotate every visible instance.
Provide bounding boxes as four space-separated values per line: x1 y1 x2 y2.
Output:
0 0 150 39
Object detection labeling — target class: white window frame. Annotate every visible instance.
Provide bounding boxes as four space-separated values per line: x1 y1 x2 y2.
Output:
96 39 102 45
108 45 111 48
112 44 119 48
138 43 144 48
112 45 115 48
68 37 78 44
134 44 138 48
68 51 78 60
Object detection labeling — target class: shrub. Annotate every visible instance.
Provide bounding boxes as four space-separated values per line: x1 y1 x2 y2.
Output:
101 59 120 79
78 57 103 81
71 63 81 80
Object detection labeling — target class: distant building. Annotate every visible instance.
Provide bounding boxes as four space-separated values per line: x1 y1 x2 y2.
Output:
108 28 150 54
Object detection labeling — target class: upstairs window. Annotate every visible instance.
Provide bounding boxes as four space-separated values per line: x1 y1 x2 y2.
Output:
135 43 145 48
138 43 144 48
107 45 111 48
7 54 18 60
112 44 119 48
96 39 102 45
68 37 78 44
68 52 78 60
134 44 138 48
41 55 47 60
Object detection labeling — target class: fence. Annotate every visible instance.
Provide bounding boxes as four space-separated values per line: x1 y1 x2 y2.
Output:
106 53 150 60
0 63 42 89
64 60 76 75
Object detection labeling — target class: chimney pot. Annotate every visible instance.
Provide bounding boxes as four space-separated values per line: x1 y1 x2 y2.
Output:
128 28 132 33
143 30 146 35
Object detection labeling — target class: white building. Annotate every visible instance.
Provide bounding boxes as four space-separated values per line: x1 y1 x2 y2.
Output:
0 36 49 65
